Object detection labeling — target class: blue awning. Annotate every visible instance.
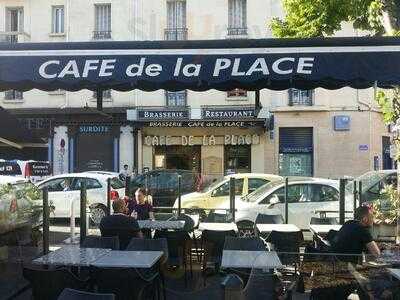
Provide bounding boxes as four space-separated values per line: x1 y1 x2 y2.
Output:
1 36 400 92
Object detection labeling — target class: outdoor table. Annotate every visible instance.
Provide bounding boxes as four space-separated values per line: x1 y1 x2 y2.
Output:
32 246 111 267
91 250 163 268
256 224 300 234
138 220 185 230
309 224 342 235
221 250 283 269
198 222 238 232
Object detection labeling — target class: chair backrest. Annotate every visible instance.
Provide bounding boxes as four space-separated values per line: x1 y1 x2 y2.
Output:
126 238 169 264
58 288 115 300
202 229 237 262
176 214 195 231
153 230 190 263
23 267 87 300
242 269 278 300
81 235 120 250
100 227 141 250
255 214 284 225
223 236 265 251
266 230 304 265
310 217 339 225
92 267 154 300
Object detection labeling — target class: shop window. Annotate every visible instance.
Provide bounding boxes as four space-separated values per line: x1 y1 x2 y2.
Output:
225 145 251 174
279 153 312 177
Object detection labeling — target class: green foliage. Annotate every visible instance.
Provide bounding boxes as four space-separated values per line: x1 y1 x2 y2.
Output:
372 185 400 224
270 0 386 38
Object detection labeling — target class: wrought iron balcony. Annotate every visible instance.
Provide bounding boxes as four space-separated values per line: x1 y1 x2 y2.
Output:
164 28 188 41
227 27 248 36
165 90 187 106
93 30 112 40
0 32 30 43
4 90 23 100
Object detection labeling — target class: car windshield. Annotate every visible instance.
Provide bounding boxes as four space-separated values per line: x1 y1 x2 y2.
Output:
110 177 125 189
245 179 285 202
345 171 388 193
201 178 226 193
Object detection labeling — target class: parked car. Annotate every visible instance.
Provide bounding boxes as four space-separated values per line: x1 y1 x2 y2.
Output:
226 177 349 230
0 176 42 239
130 169 199 207
37 173 125 225
0 160 51 183
345 170 397 203
174 173 283 211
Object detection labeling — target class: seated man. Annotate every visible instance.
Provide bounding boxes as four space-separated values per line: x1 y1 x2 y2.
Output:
99 198 143 250
331 206 380 263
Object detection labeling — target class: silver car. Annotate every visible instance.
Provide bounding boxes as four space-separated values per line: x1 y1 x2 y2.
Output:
225 177 354 230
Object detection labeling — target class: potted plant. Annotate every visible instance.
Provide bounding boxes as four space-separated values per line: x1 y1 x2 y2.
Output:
371 185 399 239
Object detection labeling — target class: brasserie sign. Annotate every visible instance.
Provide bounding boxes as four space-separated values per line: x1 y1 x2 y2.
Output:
137 109 189 120
143 120 262 128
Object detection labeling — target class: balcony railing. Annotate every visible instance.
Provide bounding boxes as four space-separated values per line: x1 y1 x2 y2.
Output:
0 32 31 43
164 28 188 41
227 27 248 36
288 89 314 106
4 90 23 100
166 90 187 106
227 88 247 98
93 30 112 40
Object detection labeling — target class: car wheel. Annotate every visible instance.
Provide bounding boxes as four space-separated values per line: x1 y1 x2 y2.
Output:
237 220 255 237
90 205 107 226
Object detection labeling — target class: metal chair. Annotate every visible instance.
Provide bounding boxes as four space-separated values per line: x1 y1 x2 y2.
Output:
58 288 115 300
81 236 120 250
223 236 265 251
91 267 157 300
126 238 168 300
153 230 193 286
23 266 89 300
310 217 339 225
266 230 304 268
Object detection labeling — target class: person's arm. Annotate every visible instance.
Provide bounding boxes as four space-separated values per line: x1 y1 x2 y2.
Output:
366 241 381 257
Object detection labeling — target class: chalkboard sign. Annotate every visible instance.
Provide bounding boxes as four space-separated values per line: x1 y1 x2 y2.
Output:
0 162 21 176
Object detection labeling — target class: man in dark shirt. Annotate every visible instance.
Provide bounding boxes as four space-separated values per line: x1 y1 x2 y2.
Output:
99 198 143 249
331 205 380 262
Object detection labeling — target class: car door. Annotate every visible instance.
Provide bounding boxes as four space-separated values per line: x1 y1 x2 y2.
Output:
248 178 269 195
40 178 74 218
73 178 104 214
260 184 312 229
205 178 244 209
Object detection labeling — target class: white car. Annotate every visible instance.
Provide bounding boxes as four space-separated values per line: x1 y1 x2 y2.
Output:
37 173 125 224
226 177 354 230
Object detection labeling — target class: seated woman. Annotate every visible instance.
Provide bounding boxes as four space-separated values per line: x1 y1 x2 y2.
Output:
128 188 154 238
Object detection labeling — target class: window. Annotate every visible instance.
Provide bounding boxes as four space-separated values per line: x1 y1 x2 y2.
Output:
94 4 111 39
52 6 64 34
73 178 102 190
93 90 111 99
311 185 339 202
212 178 244 197
228 0 247 36
262 184 311 204
227 88 247 99
248 178 268 194
110 177 124 189
166 0 187 40
288 89 313 106
6 7 23 32
225 145 251 174
20 118 50 130
4 90 23 101
40 178 69 192
166 90 187 106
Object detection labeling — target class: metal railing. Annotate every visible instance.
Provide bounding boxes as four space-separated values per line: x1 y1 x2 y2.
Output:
164 27 188 40
4 90 23 100
227 27 248 36
93 30 112 40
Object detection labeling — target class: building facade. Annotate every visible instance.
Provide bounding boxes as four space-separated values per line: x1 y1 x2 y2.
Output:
0 0 392 178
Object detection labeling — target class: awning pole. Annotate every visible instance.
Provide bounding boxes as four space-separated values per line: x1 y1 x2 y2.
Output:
96 89 103 111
